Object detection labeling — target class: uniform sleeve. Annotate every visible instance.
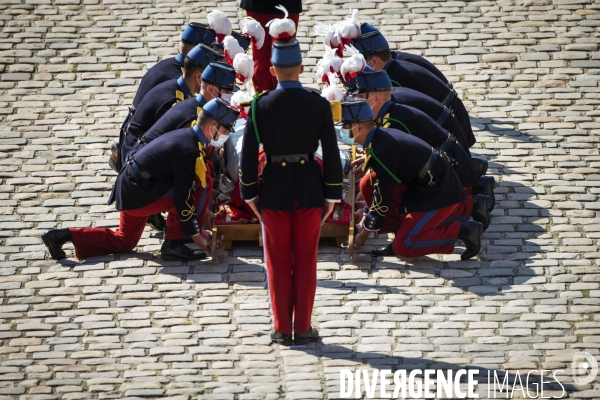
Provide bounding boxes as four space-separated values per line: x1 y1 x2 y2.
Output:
319 102 343 200
173 151 201 236
239 105 260 200
363 165 397 232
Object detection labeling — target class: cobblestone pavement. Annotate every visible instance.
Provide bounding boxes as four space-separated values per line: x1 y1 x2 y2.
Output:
1 0 600 399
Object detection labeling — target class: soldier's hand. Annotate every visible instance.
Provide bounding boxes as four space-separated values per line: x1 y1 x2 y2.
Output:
322 201 336 225
353 223 370 250
351 155 365 169
247 199 262 223
205 210 216 230
192 233 211 253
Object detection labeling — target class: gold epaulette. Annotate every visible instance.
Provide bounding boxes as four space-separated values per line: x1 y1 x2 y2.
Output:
330 100 342 123
238 90 268 107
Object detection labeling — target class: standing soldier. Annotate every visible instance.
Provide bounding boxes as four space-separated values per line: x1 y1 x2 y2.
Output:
42 99 239 262
239 39 343 346
340 100 485 261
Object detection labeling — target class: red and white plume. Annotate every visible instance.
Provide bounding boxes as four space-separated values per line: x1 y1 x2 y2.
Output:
240 17 265 50
316 46 343 85
223 36 244 65
340 44 366 84
207 10 232 43
266 5 296 41
314 22 342 56
230 82 254 120
233 53 254 84
321 72 344 102
335 8 361 47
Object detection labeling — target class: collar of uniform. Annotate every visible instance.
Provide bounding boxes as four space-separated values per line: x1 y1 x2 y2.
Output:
377 100 393 120
175 53 185 66
276 80 303 90
193 124 209 146
196 93 208 107
383 59 393 71
177 76 194 99
363 126 378 149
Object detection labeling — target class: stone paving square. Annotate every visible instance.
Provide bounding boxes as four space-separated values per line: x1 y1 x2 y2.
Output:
0 0 600 399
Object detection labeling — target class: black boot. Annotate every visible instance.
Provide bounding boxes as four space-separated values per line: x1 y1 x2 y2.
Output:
471 194 491 231
371 243 395 257
147 213 166 232
458 221 482 260
270 330 292 346
472 176 496 212
160 239 206 261
294 327 320 346
41 228 72 260
471 157 488 177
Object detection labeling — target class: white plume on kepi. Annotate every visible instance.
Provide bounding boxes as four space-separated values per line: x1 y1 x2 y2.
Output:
316 46 343 85
207 10 232 42
266 5 296 41
335 8 361 46
314 22 341 52
240 17 265 49
340 44 367 85
233 53 254 83
223 36 244 64
321 72 344 102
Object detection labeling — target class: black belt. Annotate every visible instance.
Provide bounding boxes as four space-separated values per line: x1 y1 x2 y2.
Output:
414 150 439 186
439 134 457 152
442 89 457 108
267 153 314 166
436 106 452 126
127 156 153 180
138 135 150 145
447 82 453 90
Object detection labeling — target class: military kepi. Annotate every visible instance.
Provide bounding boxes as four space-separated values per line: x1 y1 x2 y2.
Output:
355 68 392 93
352 31 389 56
202 62 236 90
182 22 217 46
340 100 374 125
271 39 302 68
202 98 240 132
186 44 223 69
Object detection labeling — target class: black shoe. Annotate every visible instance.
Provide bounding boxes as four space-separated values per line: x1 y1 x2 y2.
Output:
472 176 496 212
147 213 166 232
371 243 395 257
471 194 491 232
160 239 206 261
41 228 72 260
270 330 293 346
294 328 320 346
458 221 482 260
471 157 488 177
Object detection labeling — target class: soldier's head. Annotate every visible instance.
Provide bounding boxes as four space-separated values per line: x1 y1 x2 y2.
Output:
200 62 236 103
184 44 224 93
352 30 391 71
197 98 240 147
269 39 304 82
339 99 375 146
180 23 217 56
353 68 393 117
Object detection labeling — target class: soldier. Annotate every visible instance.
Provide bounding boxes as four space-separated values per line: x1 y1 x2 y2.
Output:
340 100 484 260
41 99 239 262
353 69 495 217
239 39 343 346
129 62 237 158
352 31 477 152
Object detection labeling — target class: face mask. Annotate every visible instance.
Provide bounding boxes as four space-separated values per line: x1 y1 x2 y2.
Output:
340 128 354 145
211 132 229 148
220 93 233 103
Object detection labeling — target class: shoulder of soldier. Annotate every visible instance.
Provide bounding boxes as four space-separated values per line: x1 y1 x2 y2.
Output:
238 90 269 107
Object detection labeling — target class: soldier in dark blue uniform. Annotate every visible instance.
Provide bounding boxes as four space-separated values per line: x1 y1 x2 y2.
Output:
360 23 449 84
340 100 484 261
354 70 485 201
42 99 239 262
353 31 477 152
239 39 343 346
129 62 237 157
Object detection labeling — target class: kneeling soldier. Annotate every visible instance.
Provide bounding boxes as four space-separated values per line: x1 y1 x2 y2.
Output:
341 100 484 261
42 99 239 262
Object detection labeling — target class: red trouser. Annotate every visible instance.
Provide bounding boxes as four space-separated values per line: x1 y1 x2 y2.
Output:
359 172 473 258
262 207 321 334
245 11 300 93
70 176 212 260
